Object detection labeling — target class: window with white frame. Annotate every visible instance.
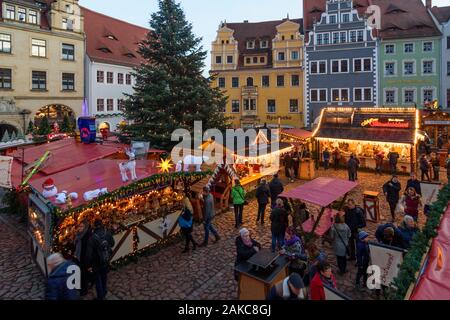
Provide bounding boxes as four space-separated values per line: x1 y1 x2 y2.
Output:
262 75 269 87
231 100 240 113
340 31 347 43
107 72 113 84
385 90 396 103
62 43 74 61
342 13 350 23
329 14 337 24
423 60 434 74
32 71 46 90
267 99 276 113
310 61 327 74
244 99 256 111
31 39 46 57
289 99 299 113
323 33 330 45
126 74 132 85
218 77 225 88
6 5 15 20
423 42 433 52
260 40 268 48
28 10 37 24
291 51 299 60
316 34 323 45
246 40 255 49
403 61 415 75
227 56 233 64
404 43 414 53
118 99 125 111
278 52 285 61
349 30 358 42
97 70 104 83
423 89 434 102
117 73 124 84
62 73 75 91
291 74 300 86
385 62 396 76
385 44 395 54
231 77 239 88
331 59 348 73
310 89 327 102
215 56 222 64
0 68 12 89
0 34 12 53
354 88 372 102
17 8 26 22
354 58 371 72
331 88 349 102
404 89 415 103
107 99 114 111
357 30 364 42
97 99 104 112
332 32 339 44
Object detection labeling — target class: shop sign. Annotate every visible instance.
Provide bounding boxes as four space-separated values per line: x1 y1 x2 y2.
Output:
361 118 409 128
424 120 450 125
267 115 293 121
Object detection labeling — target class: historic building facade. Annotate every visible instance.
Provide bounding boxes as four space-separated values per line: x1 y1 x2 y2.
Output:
83 7 148 132
303 0 377 127
0 0 84 135
210 18 304 129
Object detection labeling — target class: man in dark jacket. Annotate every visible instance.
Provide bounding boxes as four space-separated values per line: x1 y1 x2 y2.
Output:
269 174 284 208
383 175 401 222
323 148 330 170
356 231 370 291
270 199 289 252
420 154 431 181
256 179 271 224
347 155 358 181
406 172 422 196
46 253 80 300
375 223 406 249
431 153 441 181
344 199 366 261
86 220 115 300
267 273 307 300
387 150 399 175
200 187 220 247
284 153 294 182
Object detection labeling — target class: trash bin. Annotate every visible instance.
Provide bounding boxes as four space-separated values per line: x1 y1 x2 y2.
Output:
77 117 96 144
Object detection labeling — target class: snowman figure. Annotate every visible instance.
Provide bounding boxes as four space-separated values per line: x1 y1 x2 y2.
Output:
42 178 58 198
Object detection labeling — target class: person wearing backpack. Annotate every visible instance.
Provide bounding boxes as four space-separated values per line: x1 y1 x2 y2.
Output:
330 215 351 275
344 199 366 261
86 219 115 300
231 179 246 228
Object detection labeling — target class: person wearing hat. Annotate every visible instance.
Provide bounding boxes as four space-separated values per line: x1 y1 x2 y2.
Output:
267 273 307 300
199 186 220 247
355 231 370 291
310 262 337 300
234 228 261 280
42 178 58 198
375 223 406 249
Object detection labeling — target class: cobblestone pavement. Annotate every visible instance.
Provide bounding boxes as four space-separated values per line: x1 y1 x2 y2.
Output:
0 168 439 300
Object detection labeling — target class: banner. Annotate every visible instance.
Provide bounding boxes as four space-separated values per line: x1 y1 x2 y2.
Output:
420 182 441 206
324 284 352 300
369 242 406 287
0 156 13 188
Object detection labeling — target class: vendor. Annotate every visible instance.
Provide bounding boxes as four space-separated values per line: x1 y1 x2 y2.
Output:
234 228 261 280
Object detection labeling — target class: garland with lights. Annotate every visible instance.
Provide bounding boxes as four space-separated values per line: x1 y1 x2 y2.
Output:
386 183 450 300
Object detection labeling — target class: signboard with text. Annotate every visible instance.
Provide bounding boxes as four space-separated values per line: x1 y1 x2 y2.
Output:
369 242 406 287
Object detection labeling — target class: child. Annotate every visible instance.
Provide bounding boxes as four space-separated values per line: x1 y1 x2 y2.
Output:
356 231 370 291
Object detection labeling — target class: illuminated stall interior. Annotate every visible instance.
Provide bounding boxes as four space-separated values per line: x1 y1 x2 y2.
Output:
313 107 423 173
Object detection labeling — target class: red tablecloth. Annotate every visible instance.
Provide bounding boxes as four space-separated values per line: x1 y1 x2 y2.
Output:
302 208 341 236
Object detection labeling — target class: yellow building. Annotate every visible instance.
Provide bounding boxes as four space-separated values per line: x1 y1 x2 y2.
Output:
0 0 84 136
210 18 304 129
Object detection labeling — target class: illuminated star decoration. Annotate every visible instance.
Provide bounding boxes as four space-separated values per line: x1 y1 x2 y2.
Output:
158 158 173 173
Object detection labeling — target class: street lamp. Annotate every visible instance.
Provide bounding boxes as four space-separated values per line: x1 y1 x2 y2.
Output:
19 109 31 134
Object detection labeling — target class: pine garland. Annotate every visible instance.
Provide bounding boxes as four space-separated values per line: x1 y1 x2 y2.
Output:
387 183 450 300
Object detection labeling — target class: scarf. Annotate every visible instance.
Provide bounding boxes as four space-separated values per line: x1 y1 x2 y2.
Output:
241 236 253 247
285 235 300 247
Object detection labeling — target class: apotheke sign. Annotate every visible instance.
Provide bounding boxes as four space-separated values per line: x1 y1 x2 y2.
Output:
361 118 409 128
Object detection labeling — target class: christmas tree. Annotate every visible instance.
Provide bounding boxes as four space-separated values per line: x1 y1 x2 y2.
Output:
61 115 73 133
122 0 229 150
27 120 35 135
37 116 51 135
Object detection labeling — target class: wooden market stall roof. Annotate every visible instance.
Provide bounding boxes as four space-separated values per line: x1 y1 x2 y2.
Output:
279 177 358 207
313 107 418 145
410 205 450 300
282 128 313 140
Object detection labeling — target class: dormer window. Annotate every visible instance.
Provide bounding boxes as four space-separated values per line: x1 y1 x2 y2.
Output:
107 35 118 41
246 40 255 49
18 8 26 22
98 47 112 54
260 40 268 48
125 53 136 58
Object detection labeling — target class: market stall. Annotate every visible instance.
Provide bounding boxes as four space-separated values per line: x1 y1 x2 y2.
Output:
313 107 422 173
421 110 450 165
26 158 208 276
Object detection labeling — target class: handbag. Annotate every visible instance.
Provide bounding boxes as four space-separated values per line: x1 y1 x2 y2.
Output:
333 225 350 256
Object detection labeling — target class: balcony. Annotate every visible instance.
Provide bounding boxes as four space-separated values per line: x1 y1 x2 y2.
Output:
242 109 258 117
242 86 258 97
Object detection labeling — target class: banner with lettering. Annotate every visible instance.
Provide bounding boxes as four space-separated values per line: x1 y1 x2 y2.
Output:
0 156 13 189
369 242 406 287
421 182 441 206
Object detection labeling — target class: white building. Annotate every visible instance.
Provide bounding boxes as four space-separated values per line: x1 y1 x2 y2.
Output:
82 7 148 131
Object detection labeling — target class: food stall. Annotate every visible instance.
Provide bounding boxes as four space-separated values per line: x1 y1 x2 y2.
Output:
313 107 422 173
26 158 208 276
421 110 450 165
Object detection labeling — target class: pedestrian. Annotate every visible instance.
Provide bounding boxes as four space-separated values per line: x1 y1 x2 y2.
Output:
235 228 261 280
406 172 422 196
398 215 419 249
330 215 351 275
323 148 330 170
267 273 307 300
383 175 402 222
344 199 366 261
199 187 220 247
284 153 295 183
375 151 384 175
354 155 361 180
86 219 115 300
431 153 441 181
304 243 327 287
46 253 80 300
347 154 358 182
375 223 406 249
446 154 450 182
291 200 309 233
231 179 246 228
332 147 341 170
255 179 270 225
178 197 198 253
401 187 422 222
281 228 307 276
73 220 91 296
437 135 444 149
270 198 289 252
269 174 284 208
387 149 399 175
420 154 431 181
310 262 337 301
355 231 370 291
293 152 300 178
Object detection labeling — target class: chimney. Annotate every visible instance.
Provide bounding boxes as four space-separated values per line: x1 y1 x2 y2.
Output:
426 0 432 9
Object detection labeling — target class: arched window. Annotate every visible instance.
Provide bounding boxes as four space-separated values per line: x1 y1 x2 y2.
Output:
246 77 254 87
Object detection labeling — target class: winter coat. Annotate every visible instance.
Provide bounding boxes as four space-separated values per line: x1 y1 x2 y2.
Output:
431 158 440 168
356 240 370 268
375 223 406 249
231 185 246 205
291 208 310 230
284 154 294 169
178 208 194 231
347 158 358 173
406 179 422 196
270 207 289 235
330 223 351 257
344 206 366 232
86 227 115 270
383 180 401 204
388 152 399 165
375 154 384 166
398 224 419 249
404 195 421 218
255 184 270 205
310 272 337 301
323 150 330 161
269 178 284 201
235 236 261 265
332 150 341 160
420 157 430 171
267 277 308 300
307 251 327 280
46 260 80 300
202 193 216 221
282 237 307 270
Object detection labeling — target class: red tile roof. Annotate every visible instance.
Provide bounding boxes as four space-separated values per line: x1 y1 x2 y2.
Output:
431 6 450 23
82 6 149 67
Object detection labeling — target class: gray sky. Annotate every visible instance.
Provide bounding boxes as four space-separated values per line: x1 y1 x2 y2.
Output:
79 0 449 74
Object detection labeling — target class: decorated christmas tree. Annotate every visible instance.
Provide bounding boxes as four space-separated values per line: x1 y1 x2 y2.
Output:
37 116 51 135
122 0 229 150
61 115 73 133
